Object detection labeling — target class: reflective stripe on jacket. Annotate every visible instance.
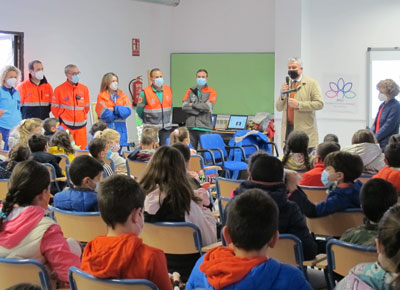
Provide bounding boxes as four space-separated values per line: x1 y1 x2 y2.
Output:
51 81 90 129
16 75 53 120
143 85 172 129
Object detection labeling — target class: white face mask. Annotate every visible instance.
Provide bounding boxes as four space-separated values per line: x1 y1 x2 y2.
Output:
34 70 44 81
378 93 387 102
6 78 17 88
109 81 118 91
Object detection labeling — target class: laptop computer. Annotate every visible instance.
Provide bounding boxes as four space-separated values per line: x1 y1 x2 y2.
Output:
225 115 248 130
211 114 217 129
172 107 187 126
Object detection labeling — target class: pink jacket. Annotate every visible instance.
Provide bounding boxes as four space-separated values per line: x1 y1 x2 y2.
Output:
0 206 80 283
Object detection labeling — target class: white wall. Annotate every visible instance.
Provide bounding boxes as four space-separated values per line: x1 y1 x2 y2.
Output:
0 0 175 143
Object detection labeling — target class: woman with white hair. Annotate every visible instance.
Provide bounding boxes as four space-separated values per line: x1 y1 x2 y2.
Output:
0 65 22 150
372 79 400 149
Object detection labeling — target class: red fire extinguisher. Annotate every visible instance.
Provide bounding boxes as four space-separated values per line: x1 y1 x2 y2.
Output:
128 76 143 106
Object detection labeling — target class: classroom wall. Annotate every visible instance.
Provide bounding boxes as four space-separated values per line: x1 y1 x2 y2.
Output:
0 0 175 144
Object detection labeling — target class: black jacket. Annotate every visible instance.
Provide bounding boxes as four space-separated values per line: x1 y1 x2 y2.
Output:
233 181 317 260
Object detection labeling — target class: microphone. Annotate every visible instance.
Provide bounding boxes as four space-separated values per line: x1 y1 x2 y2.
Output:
286 76 290 86
281 88 298 95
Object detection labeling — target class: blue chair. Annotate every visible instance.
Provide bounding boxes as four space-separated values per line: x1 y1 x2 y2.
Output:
199 134 247 179
50 206 107 242
54 154 72 188
69 266 157 290
0 178 9 201
74 149 90 156
43 163 65 192
166 137 193 148
0 257 52 289
326 239 377 289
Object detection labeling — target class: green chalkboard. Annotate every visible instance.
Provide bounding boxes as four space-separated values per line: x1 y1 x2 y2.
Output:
170 53 275 115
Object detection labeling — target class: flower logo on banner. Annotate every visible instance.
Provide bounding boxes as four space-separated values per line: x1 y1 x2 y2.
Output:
325 77 357 99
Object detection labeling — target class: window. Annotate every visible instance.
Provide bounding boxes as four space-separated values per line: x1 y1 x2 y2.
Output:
0 30 24 78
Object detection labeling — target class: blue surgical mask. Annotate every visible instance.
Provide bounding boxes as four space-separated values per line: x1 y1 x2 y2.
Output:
154 77 164 88
196 77 207 87
321 169 335 188
106 149 112 159
71 74 80 84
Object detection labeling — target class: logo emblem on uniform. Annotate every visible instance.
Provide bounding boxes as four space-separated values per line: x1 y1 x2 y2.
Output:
166 95 169 101
138 97 143 103
152 98 155 104
65 96 69 101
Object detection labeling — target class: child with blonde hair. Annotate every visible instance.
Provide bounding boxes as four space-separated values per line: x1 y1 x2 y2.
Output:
128 125 159 161
169 127 196 154
8 118 43 150
95 128 125 170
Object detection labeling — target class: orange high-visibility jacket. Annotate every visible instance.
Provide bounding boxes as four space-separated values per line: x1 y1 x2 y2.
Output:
51 81 90 129
16 76 53 120
96 90 131 119
142 85 172 129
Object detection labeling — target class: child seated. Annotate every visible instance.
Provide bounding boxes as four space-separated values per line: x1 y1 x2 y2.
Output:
280 130 314 171
233 151 317 260
80 175 172 290
169 127 196 154
0 160 80 286
342 129 385 174
48 130 75 164
300 142 340 187
95 129 125 170
373 142 400 192
289 151 364 217
186 189 312 290
341 178 397 246
88 138 114 178
337 205 400 289
8 118 43 150
43 117 59 141
128 125 159 161
28 134 65 194
0 143 30 179
54 155 103 212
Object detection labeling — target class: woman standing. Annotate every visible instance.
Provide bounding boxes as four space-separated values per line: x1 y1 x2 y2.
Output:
96 73 131 147
372 79 400 149
0 65 22 150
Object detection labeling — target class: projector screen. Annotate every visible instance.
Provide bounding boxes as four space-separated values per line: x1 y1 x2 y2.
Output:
368 48 400 127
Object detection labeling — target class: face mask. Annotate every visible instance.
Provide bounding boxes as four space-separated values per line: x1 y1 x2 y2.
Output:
378 93 387 102
111 143 120 153
106 149 112 159
6 78 17 88
154 77 164 88
109 81 118 91
288 70 299 80
41 128 45 135
71 74 80 84
321 169 336 188
196 77 207 87
89 178 100 192
34 71 44 81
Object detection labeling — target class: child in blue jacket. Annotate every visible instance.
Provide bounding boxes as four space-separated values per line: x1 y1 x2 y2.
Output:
289 151 364 217
54 155 103 211
186 189 311 290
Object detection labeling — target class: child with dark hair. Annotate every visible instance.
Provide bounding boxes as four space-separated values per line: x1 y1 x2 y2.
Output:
281 130 314 171
289 151 364 217
342 129 385 174
80 175 171 290
300 142 340 186
187 189 312 290
88 138 114 178
323 133 340 145
337 205 400 289
28 133 64 194
341 178 397 246
233 152 317 260
43 117 59 141
89 121 108 137
6 283 41 290
0 160 80 286
0 143 30 179
128 125 159 161
373 142 400 192
48 130 75 163
54 155 104 212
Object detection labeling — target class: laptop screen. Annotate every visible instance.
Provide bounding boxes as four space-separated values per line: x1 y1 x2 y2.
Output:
211 114 217 129
227 115 248 130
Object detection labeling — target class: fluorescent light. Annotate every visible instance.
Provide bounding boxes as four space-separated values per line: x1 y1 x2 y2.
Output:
132 0 180 6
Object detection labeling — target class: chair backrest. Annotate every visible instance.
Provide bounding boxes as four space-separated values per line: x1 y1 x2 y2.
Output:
218 196 231 225
307 209 365 237
123 151 132 159
0 150 9 158
0 179 9 201
200 134 227 160
105 157 115 171
357 174 373 184
75 149 90 157
140 222 202 255
0 257 52 290
268 234 305 274
43 163 57 183
326 239 377 288
54 154 71 187
51 207 107 242
299 185 328 204
126 159 148 180
69 266 157 290
216 177 242 199
188 154 205 172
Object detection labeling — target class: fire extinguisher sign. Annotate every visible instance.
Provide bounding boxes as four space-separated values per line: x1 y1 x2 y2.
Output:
132 38 140 56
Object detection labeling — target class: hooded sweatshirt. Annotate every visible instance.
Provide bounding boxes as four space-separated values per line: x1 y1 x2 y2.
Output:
233 181 317 260
186 247 312 290
342 143 385 175
0 206 80 284
81 233 172 290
